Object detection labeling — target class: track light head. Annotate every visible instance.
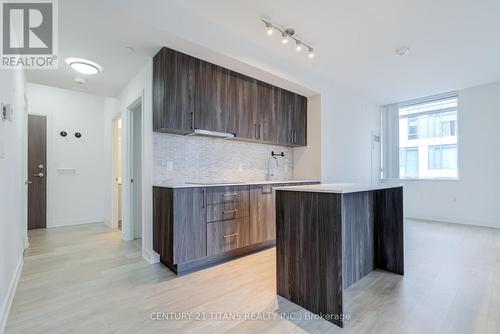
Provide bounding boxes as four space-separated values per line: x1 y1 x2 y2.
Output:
265 22 273 35
281 32 289 44
308 47 315 58
296 41 302 52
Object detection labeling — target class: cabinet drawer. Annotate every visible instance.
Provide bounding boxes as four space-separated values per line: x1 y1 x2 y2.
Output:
206 201 249 223
205 186 249 205
207 218 250 256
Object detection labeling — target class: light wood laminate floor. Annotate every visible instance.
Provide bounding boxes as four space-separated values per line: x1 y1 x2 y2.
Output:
6 220 500 334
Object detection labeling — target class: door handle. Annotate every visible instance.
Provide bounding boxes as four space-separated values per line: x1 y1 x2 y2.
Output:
25 180 32 185
33 173 44 177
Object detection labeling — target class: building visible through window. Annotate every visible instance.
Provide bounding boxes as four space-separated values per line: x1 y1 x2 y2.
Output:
399 96 458 179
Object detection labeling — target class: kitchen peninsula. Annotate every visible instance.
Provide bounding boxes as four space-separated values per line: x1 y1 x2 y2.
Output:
275 183 404 328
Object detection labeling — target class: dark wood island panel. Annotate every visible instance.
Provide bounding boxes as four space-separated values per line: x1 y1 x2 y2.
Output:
275 185 404 328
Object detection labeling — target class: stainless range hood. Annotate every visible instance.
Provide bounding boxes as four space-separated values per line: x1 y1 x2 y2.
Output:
187 129 236 139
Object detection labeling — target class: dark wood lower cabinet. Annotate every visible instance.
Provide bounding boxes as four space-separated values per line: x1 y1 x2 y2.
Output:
153 181 319 275
207 218 250 256
249 185 276 244
153 187 206 267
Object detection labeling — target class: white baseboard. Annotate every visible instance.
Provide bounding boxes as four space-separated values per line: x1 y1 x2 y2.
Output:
48 218 104 228
24 235 29 250
406 215 500 229
0 254 23 334
142 247 160 264
103 218 112 229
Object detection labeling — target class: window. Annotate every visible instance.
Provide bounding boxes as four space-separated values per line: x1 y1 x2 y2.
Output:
428 144 457 170
407 118 418 139
398 95 458 179
400 147 419 178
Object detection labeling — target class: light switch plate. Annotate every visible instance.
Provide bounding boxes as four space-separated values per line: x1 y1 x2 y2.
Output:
166 161 173 171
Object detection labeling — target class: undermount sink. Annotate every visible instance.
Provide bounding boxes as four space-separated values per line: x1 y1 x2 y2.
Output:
184 181 247 185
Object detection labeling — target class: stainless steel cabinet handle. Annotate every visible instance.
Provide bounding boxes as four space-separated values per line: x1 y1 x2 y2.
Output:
223 233 238 238
258 124 261 139
223 193 237 197
254 124 257 139
33 173 44 177
223 209 238 214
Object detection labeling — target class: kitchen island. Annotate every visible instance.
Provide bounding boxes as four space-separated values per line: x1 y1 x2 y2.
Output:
275 183 404 328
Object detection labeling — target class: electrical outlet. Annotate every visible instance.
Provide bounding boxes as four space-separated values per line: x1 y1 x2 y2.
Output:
238 163 243 171
166 161 173 171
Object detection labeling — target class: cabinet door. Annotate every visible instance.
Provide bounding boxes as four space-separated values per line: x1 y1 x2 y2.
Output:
207 218 250 256
153 48 195 133
237 76 258 140
250 185 276 244
195 62 238 134
292 95 307 146
173 188 207 264
275 88 294 145
258 82 277 142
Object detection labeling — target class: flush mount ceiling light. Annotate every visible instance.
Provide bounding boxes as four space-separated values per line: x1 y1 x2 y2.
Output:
65 57 103 75
395 46 410 56
262 19 315 59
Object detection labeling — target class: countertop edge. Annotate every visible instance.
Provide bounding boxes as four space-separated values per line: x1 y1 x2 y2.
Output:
153 180 321 189
275 183 404 194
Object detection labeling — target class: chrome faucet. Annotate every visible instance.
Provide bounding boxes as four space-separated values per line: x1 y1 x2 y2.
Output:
267 156 279 180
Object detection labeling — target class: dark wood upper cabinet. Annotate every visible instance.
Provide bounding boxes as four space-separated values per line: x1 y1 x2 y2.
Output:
257 82 277 143
292 94 307 146
153 47 195 134
194 62 239 134
153 47 307 146
237 76 258 140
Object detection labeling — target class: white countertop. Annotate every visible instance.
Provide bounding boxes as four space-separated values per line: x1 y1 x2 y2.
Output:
154 179 320 189
275 183 403 194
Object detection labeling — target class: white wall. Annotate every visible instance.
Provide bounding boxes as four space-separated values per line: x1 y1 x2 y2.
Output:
293 95 321 180
0 68 27 333
320 85 381 183
27 83 107 227
403 82 500 228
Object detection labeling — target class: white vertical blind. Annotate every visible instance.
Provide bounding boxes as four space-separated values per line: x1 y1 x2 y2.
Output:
381 103 400 180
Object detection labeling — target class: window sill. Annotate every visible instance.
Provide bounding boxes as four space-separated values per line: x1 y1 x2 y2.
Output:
397 177 460 181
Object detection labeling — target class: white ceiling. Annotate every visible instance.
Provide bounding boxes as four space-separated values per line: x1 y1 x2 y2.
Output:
28 0 500 103
168 0 500 104
26 0 159 96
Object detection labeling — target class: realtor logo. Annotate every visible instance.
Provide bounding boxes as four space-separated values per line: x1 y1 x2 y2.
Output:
1 0 58 69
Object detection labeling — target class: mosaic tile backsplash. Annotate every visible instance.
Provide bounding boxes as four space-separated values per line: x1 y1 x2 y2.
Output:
153 133 294 184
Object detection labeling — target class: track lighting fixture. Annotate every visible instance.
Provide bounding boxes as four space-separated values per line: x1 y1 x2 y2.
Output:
262 20 315 59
